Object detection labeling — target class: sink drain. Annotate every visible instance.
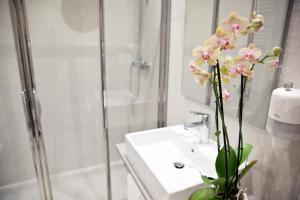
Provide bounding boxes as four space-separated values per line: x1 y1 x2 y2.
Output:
174 161 185 169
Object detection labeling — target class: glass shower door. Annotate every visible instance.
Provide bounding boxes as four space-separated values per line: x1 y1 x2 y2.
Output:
1 0 169 199
103 0 165 199
23 0 108 199
0 0 41 199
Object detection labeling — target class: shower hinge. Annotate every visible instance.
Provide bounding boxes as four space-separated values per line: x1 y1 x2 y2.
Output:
21 90 32 132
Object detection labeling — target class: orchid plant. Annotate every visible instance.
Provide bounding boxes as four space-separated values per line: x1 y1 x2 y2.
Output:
188 12 282 200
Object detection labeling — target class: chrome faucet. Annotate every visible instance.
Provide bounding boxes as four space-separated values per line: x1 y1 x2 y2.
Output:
184 111 210 129
129 59 150 97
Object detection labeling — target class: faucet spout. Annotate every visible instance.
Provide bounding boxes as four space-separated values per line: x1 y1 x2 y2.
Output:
183 111 210 129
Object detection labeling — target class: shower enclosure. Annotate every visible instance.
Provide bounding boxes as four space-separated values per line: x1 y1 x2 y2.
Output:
0 0 170 199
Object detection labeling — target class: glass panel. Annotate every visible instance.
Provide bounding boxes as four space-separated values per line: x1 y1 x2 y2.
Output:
25 0 107 199
104 0 162 199
181 0 215 103
0 0 40 199
279 0 300 87
242 0 288 127
210 0 253 117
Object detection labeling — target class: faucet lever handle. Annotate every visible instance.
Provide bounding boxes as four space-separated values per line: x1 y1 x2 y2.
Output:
189 110 210 124
190 111 209 117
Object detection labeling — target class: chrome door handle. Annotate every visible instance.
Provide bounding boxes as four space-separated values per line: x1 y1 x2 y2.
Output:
33 90 42 132
21 90 32 132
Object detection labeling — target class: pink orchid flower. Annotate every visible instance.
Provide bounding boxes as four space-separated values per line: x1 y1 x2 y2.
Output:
189 61 211 84
238 44 262 63
189 61 198 72
205 28 235 51
222 88 231 102
220 12 250 37
219 55 235 83
230 62 254 78
229 64 242 77
241 65 254 78
267 58 280 68
192 46 220 66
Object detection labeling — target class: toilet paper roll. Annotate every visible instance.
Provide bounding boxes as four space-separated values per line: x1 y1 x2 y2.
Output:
267 87 300 140
268 87 300 124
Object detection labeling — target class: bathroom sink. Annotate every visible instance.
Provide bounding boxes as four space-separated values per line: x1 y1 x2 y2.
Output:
125 125 218 200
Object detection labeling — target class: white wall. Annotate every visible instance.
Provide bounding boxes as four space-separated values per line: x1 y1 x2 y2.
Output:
167 0 300 199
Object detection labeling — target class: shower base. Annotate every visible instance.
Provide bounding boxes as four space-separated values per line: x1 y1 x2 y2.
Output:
0 160 127 200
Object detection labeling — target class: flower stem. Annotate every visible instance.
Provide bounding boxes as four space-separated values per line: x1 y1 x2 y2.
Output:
259 55 271 64
215 62 230 199
235 75 247 189
213 67 221 153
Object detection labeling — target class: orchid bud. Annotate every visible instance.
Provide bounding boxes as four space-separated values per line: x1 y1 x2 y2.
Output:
251 18 263 31
222 88 231 102
256 15 264 22
229 12 238 20
248 43 256 49
216 26 226 37
251 12 264 32
272 46 282 57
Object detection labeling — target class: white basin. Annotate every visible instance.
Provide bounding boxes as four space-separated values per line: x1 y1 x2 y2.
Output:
125 125 218 200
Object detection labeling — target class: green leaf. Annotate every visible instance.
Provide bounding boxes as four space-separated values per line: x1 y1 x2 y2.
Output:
238 160 257 182
189 188 218 200
215 146 237 178
212 178 226 192
239 144 253 165
215 130 221 137
201 175 215 185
